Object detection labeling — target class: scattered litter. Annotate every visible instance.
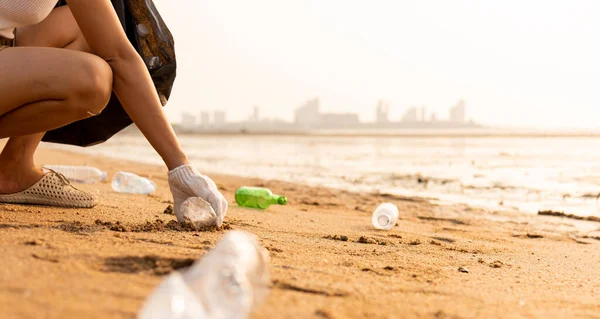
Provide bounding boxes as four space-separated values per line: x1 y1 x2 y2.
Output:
43 165 107 184
112 171 156 194
235 186 287 210
138 231 270 318
372 203 399 230
180 197 218 227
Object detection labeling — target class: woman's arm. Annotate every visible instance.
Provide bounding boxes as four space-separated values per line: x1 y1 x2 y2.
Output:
67 0 186 170
66 0 228 221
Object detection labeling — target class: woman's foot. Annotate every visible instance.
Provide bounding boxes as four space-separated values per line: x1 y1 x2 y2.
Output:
0 168 98 208
0 163 45 195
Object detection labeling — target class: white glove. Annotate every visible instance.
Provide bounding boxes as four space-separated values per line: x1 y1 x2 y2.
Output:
168 164 228 226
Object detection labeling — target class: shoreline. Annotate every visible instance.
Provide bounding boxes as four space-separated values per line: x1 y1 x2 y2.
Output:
173 130 600 139
1 145 599 318
121 124 600 138
45 140 600 220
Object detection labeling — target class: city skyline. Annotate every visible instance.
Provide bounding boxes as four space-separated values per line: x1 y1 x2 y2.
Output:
178 98 476 132
154 0 600 129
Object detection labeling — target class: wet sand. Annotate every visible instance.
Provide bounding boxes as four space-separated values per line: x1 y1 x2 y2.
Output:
1 144 599 318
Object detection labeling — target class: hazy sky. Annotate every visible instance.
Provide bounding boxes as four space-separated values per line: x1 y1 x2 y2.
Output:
154 0 600 128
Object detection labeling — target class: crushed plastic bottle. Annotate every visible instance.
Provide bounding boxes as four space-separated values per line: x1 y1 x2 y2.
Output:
371 202 399 230
138 231 270 319
137 272 206 319
183 231 271 318
111 171 156 194
43 165 107 184
181 197 217 227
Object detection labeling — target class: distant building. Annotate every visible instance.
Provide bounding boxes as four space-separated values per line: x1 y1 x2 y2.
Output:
419 106 426 122
430 113 438 122
449 99 466 123
376 100 390 123
181 112 196 129
199 112 210 126
214 111 226 127
294 98 320 128
252 105 260 122
401 107 418 122
320 113 360 128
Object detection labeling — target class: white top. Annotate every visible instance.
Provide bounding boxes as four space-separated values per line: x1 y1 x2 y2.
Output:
0 0 58 39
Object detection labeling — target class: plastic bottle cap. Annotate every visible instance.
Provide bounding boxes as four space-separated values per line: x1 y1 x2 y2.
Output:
278 197 288 205
378 215 390 227
101 171 108 181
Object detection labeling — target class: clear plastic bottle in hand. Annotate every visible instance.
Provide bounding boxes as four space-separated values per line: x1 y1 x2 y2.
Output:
371 202 399 230
180 197 217 226
43 165 107 184
111 171 156 194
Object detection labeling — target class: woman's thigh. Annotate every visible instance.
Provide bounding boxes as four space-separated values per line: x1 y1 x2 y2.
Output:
0 47 112 117
0 5 110 117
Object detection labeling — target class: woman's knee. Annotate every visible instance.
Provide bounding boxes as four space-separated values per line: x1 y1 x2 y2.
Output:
69 55 113 116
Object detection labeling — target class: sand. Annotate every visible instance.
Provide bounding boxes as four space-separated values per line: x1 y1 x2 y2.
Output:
0 144 599 319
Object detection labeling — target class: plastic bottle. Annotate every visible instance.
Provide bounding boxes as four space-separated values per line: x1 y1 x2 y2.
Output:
137 231 270 319
235 187 287 210
43 165 107 184
183 231 270 318
180 197 217 226
137 272 207 319
111 171 156 194
371 202 399 230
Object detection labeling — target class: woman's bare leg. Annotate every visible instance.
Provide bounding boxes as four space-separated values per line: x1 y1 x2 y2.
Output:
0 7 112 194
0 47 112 193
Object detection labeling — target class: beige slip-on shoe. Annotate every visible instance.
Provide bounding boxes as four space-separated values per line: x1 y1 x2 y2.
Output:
0 170 98 208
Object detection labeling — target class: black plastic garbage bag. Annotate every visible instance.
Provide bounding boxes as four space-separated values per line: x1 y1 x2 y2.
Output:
42 0 176 147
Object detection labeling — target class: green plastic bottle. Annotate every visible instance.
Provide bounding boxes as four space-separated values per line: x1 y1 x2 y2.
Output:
235 186 288 210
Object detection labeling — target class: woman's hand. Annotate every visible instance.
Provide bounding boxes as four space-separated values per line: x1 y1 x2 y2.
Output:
168 165 228 226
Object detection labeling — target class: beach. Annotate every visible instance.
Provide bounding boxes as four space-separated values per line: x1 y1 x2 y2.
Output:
1 144 599 319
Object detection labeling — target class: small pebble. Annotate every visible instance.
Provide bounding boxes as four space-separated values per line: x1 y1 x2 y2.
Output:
458 267 469 273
